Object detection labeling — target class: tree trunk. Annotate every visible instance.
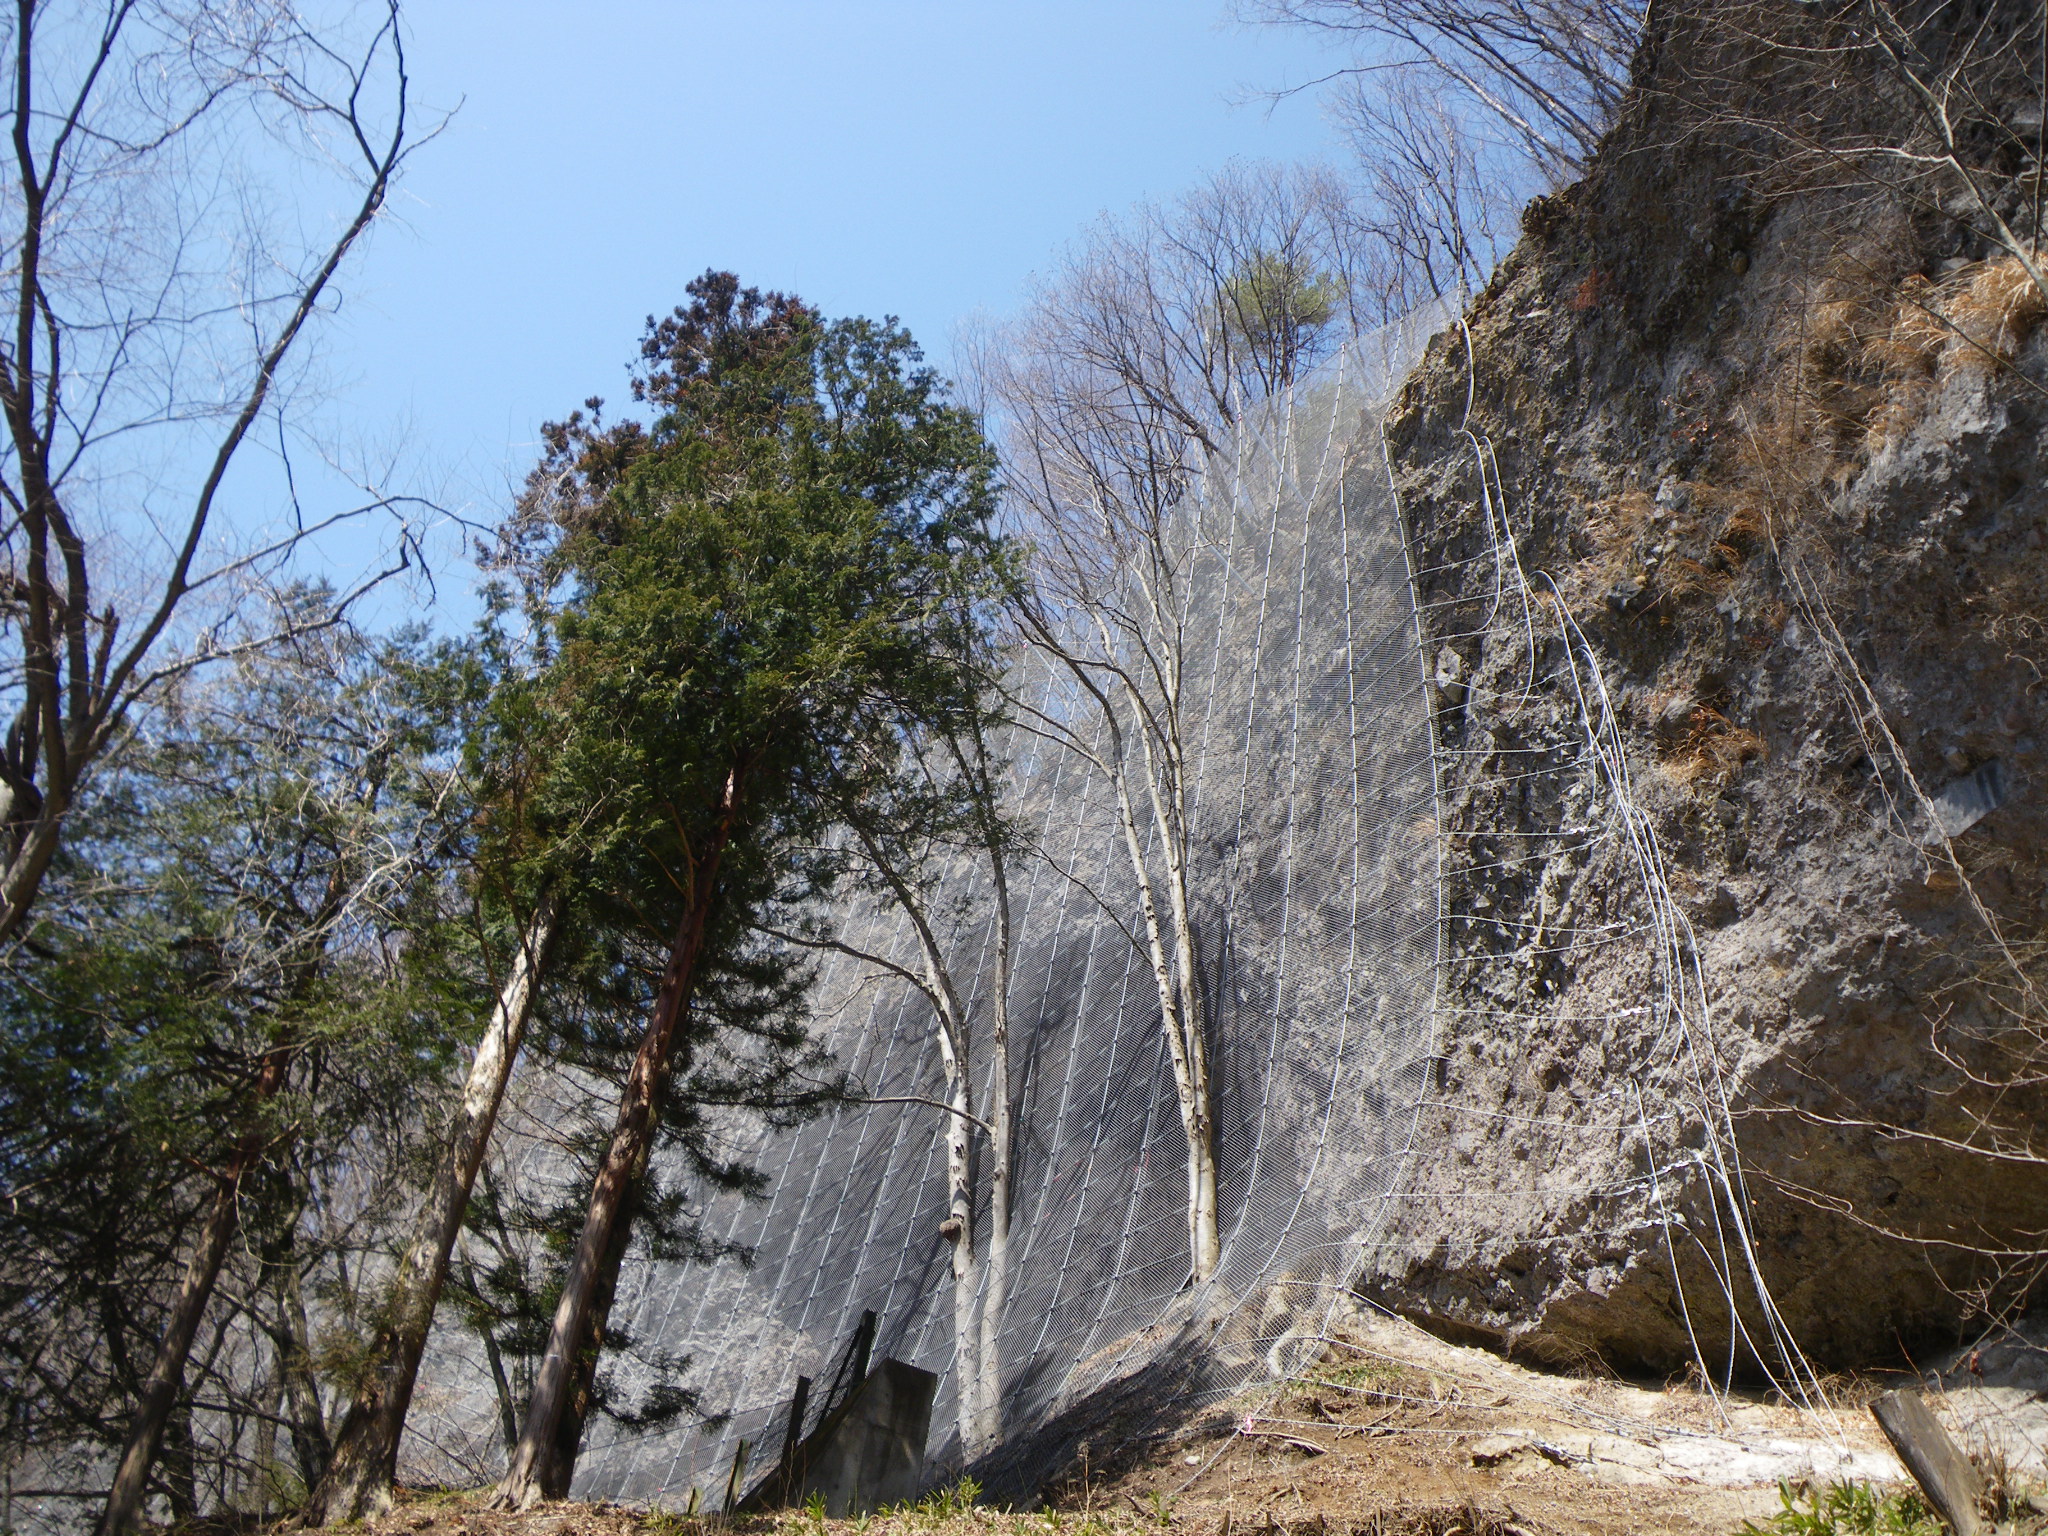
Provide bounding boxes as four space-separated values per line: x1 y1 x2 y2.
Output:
974 845 1013 1450
1155 816 1218 1284
1104 727 1219 1283
160 1405 197 1525
1127 677 1220 1285
97 1046 291 1536
548 1134 652 1484
494 780 737 1510
305 897 559 1524
271 1244 332 1494
940 1036 980 1457
100 841 357 1536
250 1368 279 1518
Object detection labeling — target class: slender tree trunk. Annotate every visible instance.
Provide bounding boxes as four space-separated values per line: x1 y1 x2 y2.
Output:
548 1131 652 1483
305 896 560 1523
161 1406 197 1525
1125 676 1220 1284
1158 841 1218 1284
478 1315 521 1457
1043 631 1220 1288
271 1244 332 1493
937 1020 980 1457
973 844 1013 1450
494 779 738 1510
97 1046 291 1536
250 1369 280 1518
844 817 991 1458
1103 724 1219 1282
100 841 358 1536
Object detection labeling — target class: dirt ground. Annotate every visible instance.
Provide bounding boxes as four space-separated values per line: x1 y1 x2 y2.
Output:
1060 1309 1905 1536
291 1311 1929 1536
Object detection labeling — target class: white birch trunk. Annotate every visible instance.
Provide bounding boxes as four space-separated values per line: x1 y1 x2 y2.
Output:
974 844 1014 1448
306 894 560 1523
1102 704 1220 1283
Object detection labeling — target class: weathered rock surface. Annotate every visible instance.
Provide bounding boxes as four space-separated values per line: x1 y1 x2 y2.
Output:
1367 0 2048 1369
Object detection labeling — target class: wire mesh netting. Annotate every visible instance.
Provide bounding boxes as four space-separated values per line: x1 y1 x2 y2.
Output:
569 304 1457 1509
561 297 1849 1514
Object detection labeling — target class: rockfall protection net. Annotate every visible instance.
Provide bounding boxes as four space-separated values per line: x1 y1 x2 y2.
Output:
563 303 1838 1512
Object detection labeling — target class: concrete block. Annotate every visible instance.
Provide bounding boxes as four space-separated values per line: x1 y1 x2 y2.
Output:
757 1358 937 1516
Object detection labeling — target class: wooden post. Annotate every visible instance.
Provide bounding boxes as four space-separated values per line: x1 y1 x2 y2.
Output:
844 1311 877 1399
1871 1389 1983 1536
722 1439 751 1515
773 1375 813 1503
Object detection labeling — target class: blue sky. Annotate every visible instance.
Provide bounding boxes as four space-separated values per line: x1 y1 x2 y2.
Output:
302 0 1353 587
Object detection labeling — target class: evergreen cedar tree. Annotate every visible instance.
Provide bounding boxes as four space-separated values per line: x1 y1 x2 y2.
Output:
480 271 1008 1507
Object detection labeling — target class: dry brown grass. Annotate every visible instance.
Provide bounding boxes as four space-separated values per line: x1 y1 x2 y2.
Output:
1855 252 2048 449
1946 254 2048 366
1662 706 1768 787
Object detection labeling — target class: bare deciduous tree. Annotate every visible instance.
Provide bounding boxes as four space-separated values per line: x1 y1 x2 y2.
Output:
777 705 1023 1457
977 166 1370 1285
1338 66 1523 305
1242 0 1640 179
1689 0 2048 311
1244 0 1642 305
0 0 433 952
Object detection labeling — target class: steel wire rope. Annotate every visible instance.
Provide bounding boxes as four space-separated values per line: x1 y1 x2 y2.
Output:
1017 820 1161 1378
1050 1024 1175 1405
1032 352 1297 1406
1010 394 1270 1418
592 905 885 1492
1195 371 1417 1380
789 924 965 1416
1051 334 1275 1404
1182 366 1252 830
1371 392 1452 1275
892 659 1102 1450
893 666 1087 1403
983 696 1122 1372
1455 389 1835 1428
1010 385 1275 1414
1196 354 1301 1322
691 905 933 1508
1154 340 1441 1421
804 812 1023 1433
869 655 1098 1440
632 920 878 1499
1209 347 1361 1283
783 891 957 1346
1544 596 1821 1408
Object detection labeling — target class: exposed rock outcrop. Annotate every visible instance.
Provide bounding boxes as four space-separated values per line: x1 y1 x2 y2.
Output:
1370 0 2048 1369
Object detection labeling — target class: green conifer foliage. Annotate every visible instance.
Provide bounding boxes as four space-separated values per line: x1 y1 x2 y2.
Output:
490 272 1010 1506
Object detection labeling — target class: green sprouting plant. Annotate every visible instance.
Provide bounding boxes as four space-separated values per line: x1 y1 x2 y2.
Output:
916 1479 982 1521
1741 1480 1944 1536
1143 1491 1174 1526
803 1490 830 1527
644 1508 698 1536
1310 1359 1405 1390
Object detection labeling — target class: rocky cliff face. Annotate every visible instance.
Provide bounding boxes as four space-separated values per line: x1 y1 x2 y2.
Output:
1369 0 2048 1370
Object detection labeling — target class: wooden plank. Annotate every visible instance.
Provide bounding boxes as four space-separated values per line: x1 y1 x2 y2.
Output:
1871 1389 1983 1536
